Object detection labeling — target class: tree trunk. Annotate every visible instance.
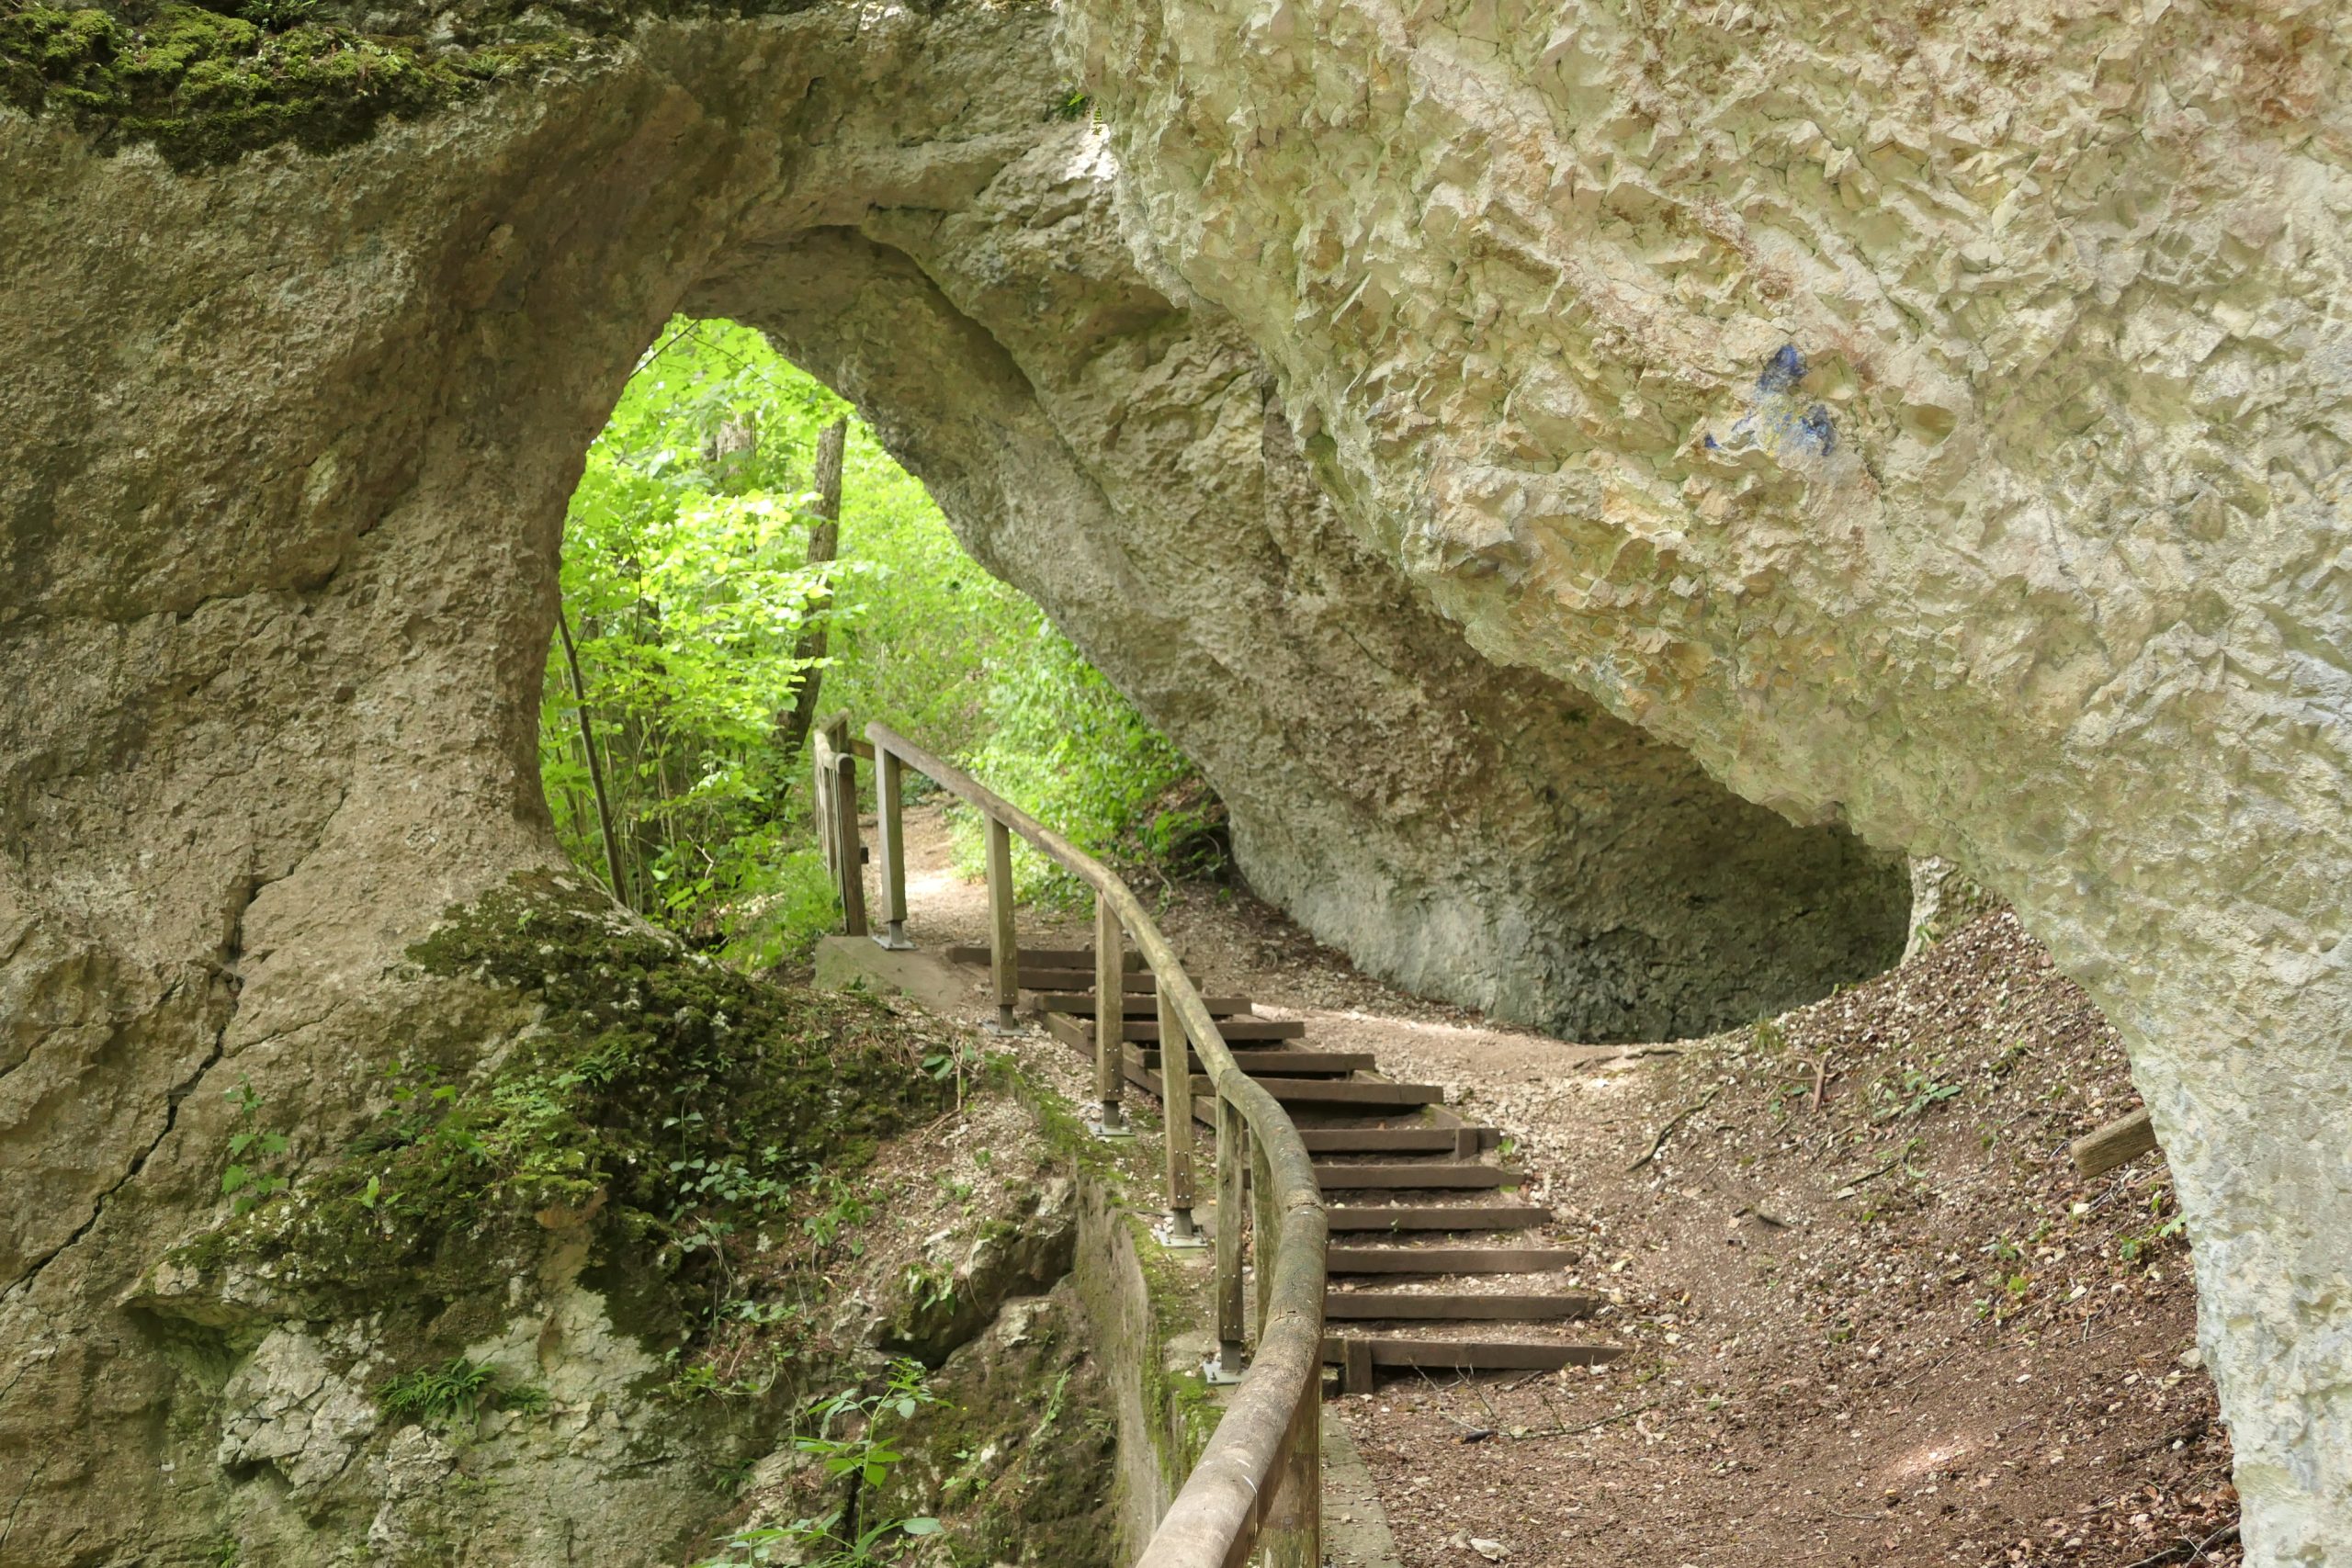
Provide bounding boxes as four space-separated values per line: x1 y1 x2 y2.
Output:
775 416 848 763
557 604 630 909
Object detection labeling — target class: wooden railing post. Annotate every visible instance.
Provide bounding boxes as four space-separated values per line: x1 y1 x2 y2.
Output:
813 739 836 881
1251 1127 1277 1341
1157 976 1201 1244
856 723 1326 1568
1091 894 1130 1137
872 745 911 950
983 815 1019 1035
831 751 867 938
1261 1384 1323 1568
1210 1089 1248 1381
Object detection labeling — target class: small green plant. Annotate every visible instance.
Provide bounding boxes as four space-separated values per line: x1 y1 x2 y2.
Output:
220 1080 290 1216
901 1262 957 1316
922 1035 984 1113
2119 1188 2187 1262
933 1170 976 1203
1751 1019 1788 1055
695 1360 947 1565
799 1359 942 1482
703 1513 942 1567
1047 86 1091 120
1872 1066 1962 1122
379 1358 498 1426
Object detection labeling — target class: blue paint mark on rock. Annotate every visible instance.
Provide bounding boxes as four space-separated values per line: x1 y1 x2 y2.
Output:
1704 344 1837 460
1793 404 1836 456
1758 344 1808 395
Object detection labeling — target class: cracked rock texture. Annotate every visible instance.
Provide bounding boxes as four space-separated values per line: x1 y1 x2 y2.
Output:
0 5 1899 1560
0 0 2344 1562
1059 0 2352 1560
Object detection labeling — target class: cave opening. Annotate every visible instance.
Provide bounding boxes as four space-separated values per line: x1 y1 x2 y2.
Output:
540 314 1210 966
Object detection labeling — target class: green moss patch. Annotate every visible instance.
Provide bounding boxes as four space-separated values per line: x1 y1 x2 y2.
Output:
175 872 949 1360
0 1 585 168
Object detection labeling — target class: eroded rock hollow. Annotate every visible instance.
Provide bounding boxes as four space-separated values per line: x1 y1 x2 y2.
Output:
0 0 2345 1562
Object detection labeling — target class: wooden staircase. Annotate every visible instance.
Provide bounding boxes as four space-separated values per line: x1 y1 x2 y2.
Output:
947 942 1623 1393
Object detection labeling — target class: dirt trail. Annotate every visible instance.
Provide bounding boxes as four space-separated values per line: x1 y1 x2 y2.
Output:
860 803 2235 1568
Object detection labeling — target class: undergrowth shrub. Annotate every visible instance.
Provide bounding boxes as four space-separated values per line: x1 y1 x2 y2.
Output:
954 618 1208 901
172 873 950 1367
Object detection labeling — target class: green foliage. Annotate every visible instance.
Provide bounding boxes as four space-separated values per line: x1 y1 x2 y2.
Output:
700 1361 945 1566
378 1356 497 1426
955 619 1200 900
543 318 1036 953
543 316 1215 951
219 1079 290 1216
172 874 949 1359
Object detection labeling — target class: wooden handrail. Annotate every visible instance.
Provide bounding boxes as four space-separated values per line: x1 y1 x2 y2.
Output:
861 721 1328 1568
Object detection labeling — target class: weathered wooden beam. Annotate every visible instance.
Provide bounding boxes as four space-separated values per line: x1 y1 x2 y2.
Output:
1322 1292 1596 1322
1324 1247 1579 1274
1311 1163 1522 1190
1324 1205 1551 1231
2073 1107 2160 1177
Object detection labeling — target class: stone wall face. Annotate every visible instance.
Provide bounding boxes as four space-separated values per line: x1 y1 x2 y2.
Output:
700 148 1906 1043
1057 2 2352 1560
0 5 1908 1560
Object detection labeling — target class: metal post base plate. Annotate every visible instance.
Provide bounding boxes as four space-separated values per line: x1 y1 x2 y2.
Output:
1154 1215 1208 1250
980 1016 1027 1038
871 926 915 952
1086 1114 1136 1142
1201 1349 1247 1386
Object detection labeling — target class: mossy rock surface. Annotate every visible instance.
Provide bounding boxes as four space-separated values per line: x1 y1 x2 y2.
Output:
169 871 948 1367
0 0 847 168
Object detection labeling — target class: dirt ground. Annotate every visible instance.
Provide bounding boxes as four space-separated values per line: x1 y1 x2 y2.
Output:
857 802 2239 1568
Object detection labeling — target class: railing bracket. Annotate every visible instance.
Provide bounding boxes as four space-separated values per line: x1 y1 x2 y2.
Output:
1155 1214 1208 1251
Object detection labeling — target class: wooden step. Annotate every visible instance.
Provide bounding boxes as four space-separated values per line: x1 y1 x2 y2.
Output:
946 944 1147 971
1084 1018 1306 1043
1311 1163 1523 1190
1325 1205 1550 1232
1038 993 1250 1018
1297 1127 1483 1155
1324 1247 1578 1275
1136 1049 1375 1077
1226 1078 1441 1108
1322 1292 1596 1322
1022 966 1159 993
1324 1336 1622 1391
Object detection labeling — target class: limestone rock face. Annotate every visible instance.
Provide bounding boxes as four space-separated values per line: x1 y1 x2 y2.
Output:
705 119 1907 1042
1057 2 2352 1559
0 5 1901 1561
4 0 2346 1561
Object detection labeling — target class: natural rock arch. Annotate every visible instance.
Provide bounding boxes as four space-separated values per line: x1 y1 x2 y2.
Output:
0 4 1909 1561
